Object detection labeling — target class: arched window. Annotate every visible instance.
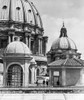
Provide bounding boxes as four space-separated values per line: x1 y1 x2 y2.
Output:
7 64 23 87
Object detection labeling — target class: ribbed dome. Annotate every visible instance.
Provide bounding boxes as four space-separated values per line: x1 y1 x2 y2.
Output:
5 41 31 54
51 37 77 50
51 23 77 51
0 0 43 29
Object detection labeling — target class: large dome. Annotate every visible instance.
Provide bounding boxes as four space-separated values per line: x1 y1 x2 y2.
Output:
5 41 31 54
51 23 77 51
0 0 43 30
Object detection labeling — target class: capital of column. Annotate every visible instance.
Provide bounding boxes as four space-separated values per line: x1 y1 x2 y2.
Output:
43 36 48 43
25 32 31 47
38 35 42 39
8 31 15 43
8 31 15 35
25 32 31 37
29 65 36 69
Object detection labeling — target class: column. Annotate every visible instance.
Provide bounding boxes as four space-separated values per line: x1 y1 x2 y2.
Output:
3 61 6 87
40 39 42 54
38 36 43 54
12 35 15 42
38 38 40 54
62 68 66 86
49 70 52 86
8 35 11 44
26 36 28 46
8 32 15 43
24 61 30 87
31 67 35 84
34 67 37 83
25 33 31 50
44 41 46 55
44 36 48 55
47 53 51 64
29 35 31 49
25 33 28 46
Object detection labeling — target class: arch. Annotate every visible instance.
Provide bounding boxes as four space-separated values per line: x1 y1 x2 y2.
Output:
7 62 23 72
7 64 23 87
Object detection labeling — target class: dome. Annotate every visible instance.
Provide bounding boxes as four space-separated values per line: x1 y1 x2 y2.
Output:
51 37 77 50
51 23 77 51
0 0 43 29
5 41 31 54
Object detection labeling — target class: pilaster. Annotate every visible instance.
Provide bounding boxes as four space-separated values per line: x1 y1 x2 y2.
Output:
62 67 66 86
38 35 42 54
25 32 31 49
3 61 6 87
24 60 30 87
31 67 35 84
43 36 48 55
49 70 52 86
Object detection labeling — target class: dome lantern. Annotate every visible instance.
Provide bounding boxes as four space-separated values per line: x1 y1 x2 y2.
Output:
59 22 67 38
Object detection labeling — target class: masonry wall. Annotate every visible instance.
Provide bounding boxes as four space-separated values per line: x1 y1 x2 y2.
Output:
66 68 81 86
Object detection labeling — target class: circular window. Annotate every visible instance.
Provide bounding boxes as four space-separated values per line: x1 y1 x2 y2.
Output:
2 5 7 9
16 7 21 10
28 9 31 13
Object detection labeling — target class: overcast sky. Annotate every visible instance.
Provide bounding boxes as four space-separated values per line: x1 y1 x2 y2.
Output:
31 0 84 59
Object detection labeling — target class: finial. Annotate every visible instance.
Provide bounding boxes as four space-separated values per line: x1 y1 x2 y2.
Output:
59 22 67 37
63 21 65 27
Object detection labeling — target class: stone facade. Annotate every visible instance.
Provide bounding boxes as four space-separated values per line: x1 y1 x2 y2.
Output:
0 0 48 86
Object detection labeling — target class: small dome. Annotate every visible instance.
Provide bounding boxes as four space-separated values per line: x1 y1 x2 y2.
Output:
51 37 77 50
5 41 31 54
51 23 77 51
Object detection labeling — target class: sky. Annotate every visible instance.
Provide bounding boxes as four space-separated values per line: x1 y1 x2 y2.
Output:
31 0 84 59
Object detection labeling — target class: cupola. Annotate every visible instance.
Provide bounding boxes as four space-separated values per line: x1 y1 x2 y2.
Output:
5 36 31 54
51 23 77 51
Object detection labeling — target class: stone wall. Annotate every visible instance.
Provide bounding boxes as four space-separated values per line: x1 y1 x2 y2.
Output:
66 69 80 86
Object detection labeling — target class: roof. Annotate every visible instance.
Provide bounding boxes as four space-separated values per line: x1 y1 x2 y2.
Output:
48 58 84 68
5 41 31 54
51 37 77 51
